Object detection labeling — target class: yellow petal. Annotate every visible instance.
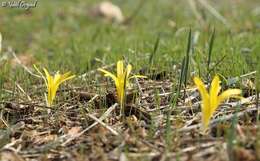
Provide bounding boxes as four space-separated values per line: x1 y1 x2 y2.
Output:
43 68 52 85
116 83 124 106
117 60 124 77
193 77 211 131
209 75 221 114
129 75 147 79
98 66 124 105
43 68 53 103
52 72 75 106
61 75 75 84
201 107 211 132
98 68 118 83
193 77 210 103
60 72 75 82
34 65 52 106
50 73 61 102
117 71 126 92
53 72 61 84
126 64 132 78
201 99 211 132
42 68 53 106
57 72 75 85
218 89 242 104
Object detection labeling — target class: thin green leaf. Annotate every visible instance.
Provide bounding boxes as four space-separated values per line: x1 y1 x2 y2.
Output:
207 28 215 74
149 34 161 67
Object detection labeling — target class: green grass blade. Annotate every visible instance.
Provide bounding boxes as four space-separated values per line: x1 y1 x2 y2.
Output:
184 29 192 86
207 28 215 74
149 34 161 67
178 57 186 93
226 104 239 161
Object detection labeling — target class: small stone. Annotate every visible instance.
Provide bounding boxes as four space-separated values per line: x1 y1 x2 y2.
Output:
90 1 124 23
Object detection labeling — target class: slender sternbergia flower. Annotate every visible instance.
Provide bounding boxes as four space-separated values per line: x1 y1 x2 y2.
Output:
98 60 146 108
34 65 75 107
193 75 242 132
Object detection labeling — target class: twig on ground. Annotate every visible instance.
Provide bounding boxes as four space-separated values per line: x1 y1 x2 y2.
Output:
87 113 119 136
62 103 118 146
15 82 32 101
0 111 9 128
179 104 259 132
8 47 41 78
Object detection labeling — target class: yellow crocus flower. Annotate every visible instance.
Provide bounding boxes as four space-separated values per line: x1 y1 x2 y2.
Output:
193 75 242 132
34 65 75 107
98 60 146 107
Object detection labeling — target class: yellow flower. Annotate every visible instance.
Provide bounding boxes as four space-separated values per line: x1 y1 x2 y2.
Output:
193 75 242 132
98 60 146 107
34 65 75 107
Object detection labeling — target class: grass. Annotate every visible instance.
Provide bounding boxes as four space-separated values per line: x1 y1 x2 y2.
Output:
0 0 259 160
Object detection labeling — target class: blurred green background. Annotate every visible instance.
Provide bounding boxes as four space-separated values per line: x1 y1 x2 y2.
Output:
0 0 259 81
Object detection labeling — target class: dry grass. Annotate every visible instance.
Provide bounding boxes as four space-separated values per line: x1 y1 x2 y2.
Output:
0 69 258 161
